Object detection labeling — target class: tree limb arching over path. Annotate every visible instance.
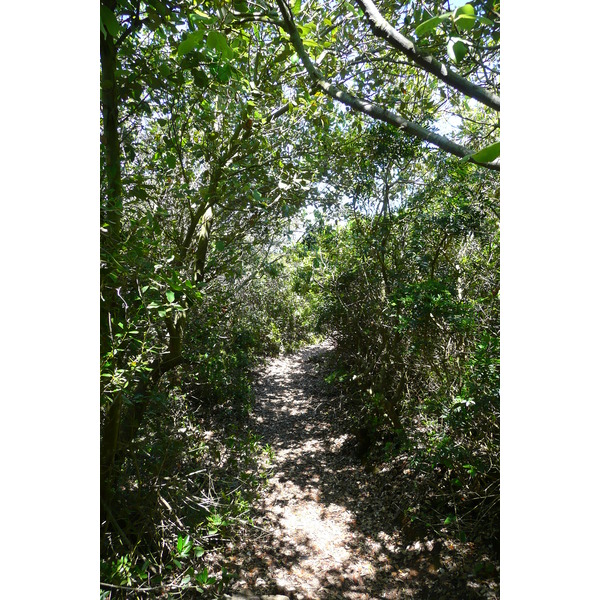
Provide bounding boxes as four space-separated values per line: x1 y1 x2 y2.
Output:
274 0 500 172
228 341 499 600
352 0 500 112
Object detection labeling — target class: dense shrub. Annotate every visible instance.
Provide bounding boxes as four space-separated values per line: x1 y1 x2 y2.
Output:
307 166 499 543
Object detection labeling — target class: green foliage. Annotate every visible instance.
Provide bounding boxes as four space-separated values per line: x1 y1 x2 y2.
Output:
101 2 326 590
100 0 500 587
100 5 122 39
415 3 495 38
448 38 468 63
302 140 499 541
101 387 273 596
470 141 500 163
415 12 453 37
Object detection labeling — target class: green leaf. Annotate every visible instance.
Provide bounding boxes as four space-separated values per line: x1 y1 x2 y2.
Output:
415 16 441 36
165 153 177 168
167 277 183 292
470 141 500 163
147 0 167 16
454 3 475 18
448 38 468 63
207 30 233 59
454 5 490 31
194 546 205 558
216 64 232 82
166 290 175 303
206 30 221 49
463 464 477 476
197 567 208 584
292 0 302 14
192 68 209 88
414 12 452 37
215 240 225 251
454 14 476 31
192 9 212 22
178 31 204 56
233 0 248 13
100 6 122 38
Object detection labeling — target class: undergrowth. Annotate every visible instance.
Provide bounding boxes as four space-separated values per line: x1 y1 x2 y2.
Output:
322 348 499 558
100 372 274 599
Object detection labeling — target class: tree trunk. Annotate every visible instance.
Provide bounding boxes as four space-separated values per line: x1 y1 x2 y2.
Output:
100 2 125 513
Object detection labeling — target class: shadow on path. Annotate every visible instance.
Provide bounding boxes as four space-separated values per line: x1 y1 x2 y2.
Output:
229 341 498 600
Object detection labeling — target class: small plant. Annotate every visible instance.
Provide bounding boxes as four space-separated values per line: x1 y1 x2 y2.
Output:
101 551 153 589
174 533 193 560
195 566 217 587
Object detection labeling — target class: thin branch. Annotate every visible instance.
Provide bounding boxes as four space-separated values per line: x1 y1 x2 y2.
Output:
100 581 185 592
231 13 282 26
268 102 291 121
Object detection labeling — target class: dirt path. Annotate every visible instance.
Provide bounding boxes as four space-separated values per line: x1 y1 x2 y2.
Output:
227 341 498 600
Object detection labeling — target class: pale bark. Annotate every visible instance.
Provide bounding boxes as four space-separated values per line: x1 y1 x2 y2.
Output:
353 0 500 111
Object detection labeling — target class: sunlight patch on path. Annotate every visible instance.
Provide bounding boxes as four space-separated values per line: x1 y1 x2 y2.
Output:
249 341 378 599
267 482 375 598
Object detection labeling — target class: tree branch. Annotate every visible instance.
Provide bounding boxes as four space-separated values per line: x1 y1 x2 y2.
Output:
353 0 499 111
274 0 499 171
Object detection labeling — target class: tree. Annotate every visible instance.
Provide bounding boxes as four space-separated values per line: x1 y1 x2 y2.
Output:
271 0 499 169
100 0 324 514
101 0 501 512
306 136 499 541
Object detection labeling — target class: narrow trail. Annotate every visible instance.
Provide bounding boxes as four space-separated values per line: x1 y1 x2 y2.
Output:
227 341 498 600
246 340 374 599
